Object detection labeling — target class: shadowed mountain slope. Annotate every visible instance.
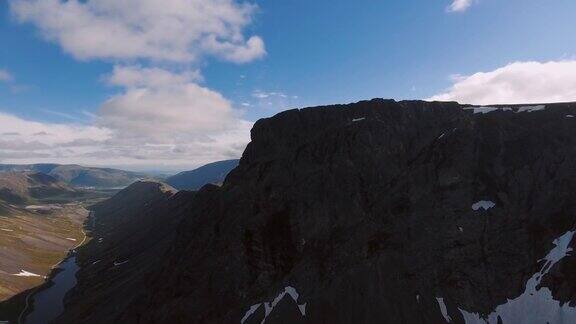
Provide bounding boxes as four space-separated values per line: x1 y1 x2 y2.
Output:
56 100 576 323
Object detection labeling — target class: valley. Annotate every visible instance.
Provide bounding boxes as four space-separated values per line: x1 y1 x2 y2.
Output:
0 204 87 302
0 168 124 322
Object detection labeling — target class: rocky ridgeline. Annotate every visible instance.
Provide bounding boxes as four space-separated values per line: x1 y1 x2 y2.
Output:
57 100 576 323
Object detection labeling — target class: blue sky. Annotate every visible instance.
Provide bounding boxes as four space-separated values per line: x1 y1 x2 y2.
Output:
1 0 576 171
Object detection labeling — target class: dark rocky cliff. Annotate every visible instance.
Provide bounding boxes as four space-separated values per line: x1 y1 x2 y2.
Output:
59 99 576 323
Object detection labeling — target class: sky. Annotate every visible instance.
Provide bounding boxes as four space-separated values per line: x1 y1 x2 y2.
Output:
1 0 576 172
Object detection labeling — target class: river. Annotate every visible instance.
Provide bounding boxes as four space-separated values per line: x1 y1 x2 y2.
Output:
24 256 79 324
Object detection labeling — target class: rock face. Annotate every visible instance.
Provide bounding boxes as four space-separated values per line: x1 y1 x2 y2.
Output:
166 159 240 191
59 100 576 323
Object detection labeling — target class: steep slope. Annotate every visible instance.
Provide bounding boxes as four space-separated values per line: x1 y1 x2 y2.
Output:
0 164 146 188
54 181 192 323
166 159 239 190
59 100 576 323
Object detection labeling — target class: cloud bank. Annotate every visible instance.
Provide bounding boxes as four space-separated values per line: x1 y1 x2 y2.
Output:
429 60 576 105
9 0 266 63
3 0 264 170
0 66 253 170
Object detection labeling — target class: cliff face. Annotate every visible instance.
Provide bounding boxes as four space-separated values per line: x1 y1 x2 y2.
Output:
62 100 576 323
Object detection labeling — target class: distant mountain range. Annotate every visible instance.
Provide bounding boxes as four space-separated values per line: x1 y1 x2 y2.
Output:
166 159 239 190
0 171 79 205
0 161 240 191
0 164 147 189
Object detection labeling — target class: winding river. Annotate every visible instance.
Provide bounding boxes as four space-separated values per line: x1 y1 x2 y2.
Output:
24 256 79 324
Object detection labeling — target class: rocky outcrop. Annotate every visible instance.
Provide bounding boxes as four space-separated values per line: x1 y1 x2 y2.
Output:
61 100 576 323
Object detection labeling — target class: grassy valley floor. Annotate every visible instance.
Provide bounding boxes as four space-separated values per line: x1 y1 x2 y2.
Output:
0 204 88 302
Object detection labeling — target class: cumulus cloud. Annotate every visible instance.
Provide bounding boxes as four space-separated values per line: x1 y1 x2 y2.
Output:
99 66 251 143
4 0 263 169
447 0 474 12
105 65 203 89
9 0 266 63
0 111 112 162
0 69 13 82
0 66 253 169
428 60 576 105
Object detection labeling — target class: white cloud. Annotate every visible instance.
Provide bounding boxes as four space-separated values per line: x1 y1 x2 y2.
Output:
247 89 300 113
0 69 13 82
428 60 576 105
9 0 266 63
100 66 250 142
105 65 203 89
252 90 288 99
447 0 473 13
4 1 263 170
0 66 253 169
0 111 112 162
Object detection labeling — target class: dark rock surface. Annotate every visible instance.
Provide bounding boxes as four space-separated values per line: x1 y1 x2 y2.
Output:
55 181 188 323
58 100 576 323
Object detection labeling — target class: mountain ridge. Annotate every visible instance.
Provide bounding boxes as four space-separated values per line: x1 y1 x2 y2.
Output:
35 99 576 323
0 164 147 189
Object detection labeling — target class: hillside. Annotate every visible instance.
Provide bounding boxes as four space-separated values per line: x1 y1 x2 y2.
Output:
55 181 189 323
0 164 146 189
44 99 576 323
166 159 239 191
0 172 79 205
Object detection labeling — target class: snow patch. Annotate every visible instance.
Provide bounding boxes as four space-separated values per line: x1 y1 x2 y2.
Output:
241 304 261 324
352 117 366 122
567 115 574 118
113 260 129 266
472 201 495 211
467 107 499 114
517 105 546 113
466 105 546 115
0 228 13 232
436 297 452 322
438 133 445 139
25 205 62 211
65 238 77 241
13 270 41 277
240 286 306 324
297 303 307 316
459 230 576 324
